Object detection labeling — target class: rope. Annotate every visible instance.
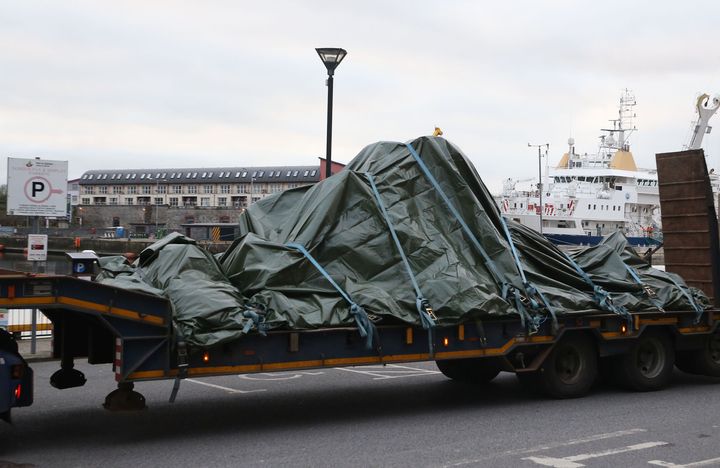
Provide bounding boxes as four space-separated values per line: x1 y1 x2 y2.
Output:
365 173 437 354
286 242 376 348
405 143 537 332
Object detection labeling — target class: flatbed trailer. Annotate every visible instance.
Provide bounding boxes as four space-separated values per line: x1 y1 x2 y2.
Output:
1 148 720 417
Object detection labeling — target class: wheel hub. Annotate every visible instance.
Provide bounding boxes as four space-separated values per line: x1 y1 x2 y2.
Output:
556 347 583 384
636 339 665 378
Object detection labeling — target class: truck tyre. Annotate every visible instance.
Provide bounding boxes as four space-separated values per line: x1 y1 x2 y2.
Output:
675 329 720 377
615 329 674 391
435 358 501 383
535 334 597 398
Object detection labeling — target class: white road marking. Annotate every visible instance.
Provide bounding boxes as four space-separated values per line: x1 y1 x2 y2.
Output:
648 456 720 467
523 441 668 468
335 364 440 380
445 428 648 467
238 371 324 381
186 378 266 394
514 428 648 455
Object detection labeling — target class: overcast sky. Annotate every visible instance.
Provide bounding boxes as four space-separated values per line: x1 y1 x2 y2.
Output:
2 1 719 193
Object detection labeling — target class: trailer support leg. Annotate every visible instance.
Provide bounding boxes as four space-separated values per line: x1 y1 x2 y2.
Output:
50 354 87 389
103 382 147 411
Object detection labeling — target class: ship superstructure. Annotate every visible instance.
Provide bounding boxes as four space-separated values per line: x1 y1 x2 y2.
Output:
499 90 661 245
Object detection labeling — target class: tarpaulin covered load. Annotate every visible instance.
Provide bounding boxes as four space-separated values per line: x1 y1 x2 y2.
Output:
97 136 708 348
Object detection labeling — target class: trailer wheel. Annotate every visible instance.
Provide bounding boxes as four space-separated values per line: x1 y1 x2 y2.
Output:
435 358 501 383
616 329 674 391
535 334 597 398
676 329 720 377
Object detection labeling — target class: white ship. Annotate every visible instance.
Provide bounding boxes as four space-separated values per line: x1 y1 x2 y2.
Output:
498 90 719 246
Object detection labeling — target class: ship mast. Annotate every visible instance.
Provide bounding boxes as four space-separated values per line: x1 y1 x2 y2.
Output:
599 89 637 161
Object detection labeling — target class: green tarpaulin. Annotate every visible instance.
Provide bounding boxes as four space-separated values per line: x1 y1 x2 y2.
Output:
97 136 708 348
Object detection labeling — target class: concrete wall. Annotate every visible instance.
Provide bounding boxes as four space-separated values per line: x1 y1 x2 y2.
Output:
77 205 244 234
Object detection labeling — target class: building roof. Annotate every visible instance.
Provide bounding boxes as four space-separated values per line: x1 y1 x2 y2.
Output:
79 165 321 185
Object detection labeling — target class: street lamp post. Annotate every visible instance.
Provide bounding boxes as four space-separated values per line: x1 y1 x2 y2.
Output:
316 47 347 179
528 143 549 234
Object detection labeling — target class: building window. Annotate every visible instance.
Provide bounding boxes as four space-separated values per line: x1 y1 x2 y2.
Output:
82 197 90 204
113 186 123 194
83 187 95 194
303 170 309 176
173 185 182 194
242 171 247 177
200 197 210 206
109 197 118 205
128 186 137 194
125 198 134 205
142 186 151 194
99 186 108 194
310 170 317 176
188 185 197 194
169 197 179 206
154 197 163 205
203 185 213 194
93 197 107 205
221 185 230 194
218 197 227 206
157 185 167 194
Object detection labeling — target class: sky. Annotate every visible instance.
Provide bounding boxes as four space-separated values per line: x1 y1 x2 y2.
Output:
1 0 719 194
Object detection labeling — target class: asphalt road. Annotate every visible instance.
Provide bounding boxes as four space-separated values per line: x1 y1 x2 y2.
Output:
2 360 720 468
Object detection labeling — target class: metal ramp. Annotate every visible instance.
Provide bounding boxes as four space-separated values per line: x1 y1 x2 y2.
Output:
656 149 720 305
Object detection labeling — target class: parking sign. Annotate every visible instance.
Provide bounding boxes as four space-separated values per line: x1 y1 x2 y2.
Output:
7 158 68 217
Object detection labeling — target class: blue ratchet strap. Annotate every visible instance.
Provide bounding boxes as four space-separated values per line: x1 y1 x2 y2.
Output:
405 143 536 332
286 242 375 349
498 215 559 333
242 309 268 335
621 264 666 312
559 250 632 326
365 174 438 354
663 273 704 322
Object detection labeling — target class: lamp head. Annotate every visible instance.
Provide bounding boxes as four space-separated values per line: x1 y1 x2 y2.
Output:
315 48 347 76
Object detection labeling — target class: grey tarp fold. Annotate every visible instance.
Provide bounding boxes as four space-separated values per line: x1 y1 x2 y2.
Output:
97 136 709 348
